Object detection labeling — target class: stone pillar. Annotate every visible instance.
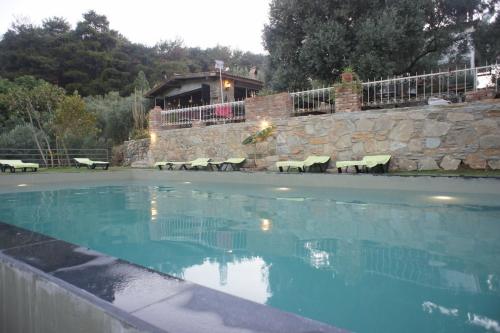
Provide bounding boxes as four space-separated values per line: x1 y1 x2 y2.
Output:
149 106 162 131
334 74 362 112
245 92 292 122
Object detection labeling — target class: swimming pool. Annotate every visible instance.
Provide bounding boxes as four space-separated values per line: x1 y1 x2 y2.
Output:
1 178 499 333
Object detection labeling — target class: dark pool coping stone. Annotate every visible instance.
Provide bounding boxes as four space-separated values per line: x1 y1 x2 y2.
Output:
0 221 348 333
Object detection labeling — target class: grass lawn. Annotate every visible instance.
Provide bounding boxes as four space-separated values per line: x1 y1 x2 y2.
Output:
0 166 134 174
390 169 500 177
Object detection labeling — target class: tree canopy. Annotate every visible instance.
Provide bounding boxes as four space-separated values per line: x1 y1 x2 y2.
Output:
0 11 267 97
263 0 500 90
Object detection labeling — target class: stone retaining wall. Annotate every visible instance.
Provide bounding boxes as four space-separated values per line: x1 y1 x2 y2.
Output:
123 138 150 167
126 100 500 171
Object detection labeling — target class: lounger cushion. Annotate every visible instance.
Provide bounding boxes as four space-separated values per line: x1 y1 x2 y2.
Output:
335 160 366 168
303 156 330 167
225 158 246 164
74 158 109 165
363 155 391 168
210 158 246 166
276 161 304 168
190 158 211 167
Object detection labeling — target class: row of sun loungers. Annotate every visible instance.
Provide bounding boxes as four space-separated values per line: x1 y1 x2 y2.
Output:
155 158 246 171
0 158 109 173
154 155 391 173
276 155 391 173
0 155 391 173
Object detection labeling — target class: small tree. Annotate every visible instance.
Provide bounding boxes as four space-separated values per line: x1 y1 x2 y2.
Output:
6 77 64 167
54 93 97 164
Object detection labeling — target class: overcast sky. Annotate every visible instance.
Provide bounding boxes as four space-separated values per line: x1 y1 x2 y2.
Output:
0 0 271 54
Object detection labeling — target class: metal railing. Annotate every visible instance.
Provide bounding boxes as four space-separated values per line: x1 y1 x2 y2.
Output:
290 87 335 116
362 64 499 107
160 101 245 128
0 148 109 168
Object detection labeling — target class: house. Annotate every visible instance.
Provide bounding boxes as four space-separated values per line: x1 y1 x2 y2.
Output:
144 72 264 110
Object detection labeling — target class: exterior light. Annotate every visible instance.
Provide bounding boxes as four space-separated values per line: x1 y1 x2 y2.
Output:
260 120 269 130
260 219 272 231
150 132 157 144
17 184 28 187
183 181 191 184
224 80 231 89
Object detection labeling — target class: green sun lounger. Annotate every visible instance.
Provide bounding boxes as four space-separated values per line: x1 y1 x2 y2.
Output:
155 158 211 170
0 159 39 173
208 158 246 171
276 155 331 172
336 155 391 173
74 158 110 170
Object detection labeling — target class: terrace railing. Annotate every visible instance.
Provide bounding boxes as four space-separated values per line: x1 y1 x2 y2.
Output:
160 101 245 128
290 87 335 116
362 64 499 107
0 148 110 168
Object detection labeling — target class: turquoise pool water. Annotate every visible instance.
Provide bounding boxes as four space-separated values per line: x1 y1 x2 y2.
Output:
1 182 499 332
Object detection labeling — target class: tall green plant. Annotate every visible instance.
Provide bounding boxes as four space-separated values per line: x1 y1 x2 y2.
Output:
242 125 275 167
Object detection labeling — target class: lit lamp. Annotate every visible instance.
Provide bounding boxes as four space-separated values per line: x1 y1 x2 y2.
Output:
259 120 269 130
224 80 231 90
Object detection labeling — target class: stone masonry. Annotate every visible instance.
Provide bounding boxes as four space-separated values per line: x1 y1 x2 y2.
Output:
123 138 151 167
129 99 500 171
334 83 362 113
245 92 292 121
149 106 162 131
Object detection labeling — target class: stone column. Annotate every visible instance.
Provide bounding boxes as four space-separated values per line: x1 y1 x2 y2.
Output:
334 74 362 113
245 92 292 122
148 106 162 131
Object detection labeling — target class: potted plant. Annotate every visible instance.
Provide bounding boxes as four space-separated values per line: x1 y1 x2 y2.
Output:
341 66 355 83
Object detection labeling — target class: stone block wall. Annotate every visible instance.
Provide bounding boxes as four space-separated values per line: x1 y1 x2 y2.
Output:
334 83 362 113
148 106 162 131
245 92 292 121
271 101 500 171
128 100 500 171
123 138 151 167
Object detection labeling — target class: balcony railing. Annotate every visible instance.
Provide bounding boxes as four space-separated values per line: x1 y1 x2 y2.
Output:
160 101 245 128
290 87 335 116
361 64 499 107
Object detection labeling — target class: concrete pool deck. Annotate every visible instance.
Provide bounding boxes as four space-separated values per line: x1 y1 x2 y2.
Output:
1 168 500 193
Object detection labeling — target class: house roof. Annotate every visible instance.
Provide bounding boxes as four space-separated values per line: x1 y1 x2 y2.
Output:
144 71 264 98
